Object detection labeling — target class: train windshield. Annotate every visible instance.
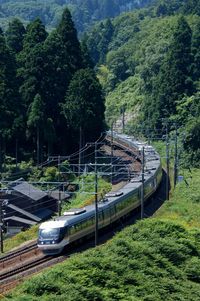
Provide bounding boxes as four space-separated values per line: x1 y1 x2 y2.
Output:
39 228 60 239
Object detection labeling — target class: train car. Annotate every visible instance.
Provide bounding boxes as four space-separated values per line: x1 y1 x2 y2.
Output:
38 133 162 255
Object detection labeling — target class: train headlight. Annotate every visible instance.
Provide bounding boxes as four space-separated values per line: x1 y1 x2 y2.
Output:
52 241 55 244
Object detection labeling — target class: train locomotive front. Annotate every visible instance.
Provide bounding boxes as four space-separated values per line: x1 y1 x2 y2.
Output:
38 220 69 255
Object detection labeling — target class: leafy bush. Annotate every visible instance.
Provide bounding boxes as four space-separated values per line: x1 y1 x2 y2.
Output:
7 219 200 301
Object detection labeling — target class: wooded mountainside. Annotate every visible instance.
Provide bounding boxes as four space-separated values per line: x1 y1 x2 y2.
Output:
0 8 105 169
0 0 154 32
0 0 200 33
0 0 200 170
84 1 200 166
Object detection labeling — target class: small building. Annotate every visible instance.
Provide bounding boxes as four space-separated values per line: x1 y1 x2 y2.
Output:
0 178 58 234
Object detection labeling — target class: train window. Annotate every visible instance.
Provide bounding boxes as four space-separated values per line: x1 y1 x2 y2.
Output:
98 212 103 221
81 220 87 229
104 209 110 219
75 222 82 231
39 228 60 239
70 225 76 235
110 206 116 216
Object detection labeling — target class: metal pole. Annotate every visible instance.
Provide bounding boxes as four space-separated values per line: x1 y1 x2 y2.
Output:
94 142 98 246
166 124 170 200
174 124 178 188
122 106 125 133
141 147 145 219
111 123 114 184
58 155 61 182
78 126 82 176
58 189 62 216
0 201 3 253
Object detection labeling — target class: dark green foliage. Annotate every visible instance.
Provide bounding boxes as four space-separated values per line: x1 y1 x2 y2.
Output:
57 7 83 71
40 8 85 153
8 219 200 300
191 19 200 81
85 18 114 65
0 32 20 168
80 37 94 68
0 6 105 165
5 18 25 54
183 117 200 166
23 18 47 50
146 16 193 129
17 18 48 108
0 0 157 33
62 68 105 141
27 93 45 164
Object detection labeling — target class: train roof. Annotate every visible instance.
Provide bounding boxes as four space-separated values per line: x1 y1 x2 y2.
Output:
39 133 161 231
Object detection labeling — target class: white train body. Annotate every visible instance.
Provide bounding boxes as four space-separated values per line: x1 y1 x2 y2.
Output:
38 133 162 255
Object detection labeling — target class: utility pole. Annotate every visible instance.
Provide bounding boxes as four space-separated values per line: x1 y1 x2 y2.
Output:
166 123 170 200
58 155 61 182
111 123 114 184
94 142 98 246
122 105 125 133
58 189 62 217
0 201 4 253
141 147 145 219
78 126 82 176
174 124 178 188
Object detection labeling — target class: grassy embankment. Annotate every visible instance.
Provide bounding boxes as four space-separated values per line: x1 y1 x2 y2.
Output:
3 154 200 300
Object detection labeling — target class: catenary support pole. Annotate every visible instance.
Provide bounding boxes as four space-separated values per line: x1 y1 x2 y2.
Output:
0 201 3 253
141 147 145 219
174 124 178 188
166 124 170 200
94 142 98 246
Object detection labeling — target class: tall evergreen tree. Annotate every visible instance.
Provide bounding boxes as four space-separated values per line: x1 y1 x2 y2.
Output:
18 18 48 107
5 18 26 54
154 16 193 128
98 18 114 63
27 93 45 165
0 32 19 169
80 37 94 69
191 19 200 82
22 18 47 50
57 7 83 72
41 8 85 153
62 68 105 145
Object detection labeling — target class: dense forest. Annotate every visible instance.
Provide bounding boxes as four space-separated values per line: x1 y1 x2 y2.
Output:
0 0 200 170
0 8 105 170
84 1 200 166
1 0 200 33
0 0 155 33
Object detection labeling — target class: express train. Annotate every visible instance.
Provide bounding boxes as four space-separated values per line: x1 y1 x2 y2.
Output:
37 132 162 255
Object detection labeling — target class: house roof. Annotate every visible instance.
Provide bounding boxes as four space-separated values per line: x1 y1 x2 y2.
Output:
9 179 47 201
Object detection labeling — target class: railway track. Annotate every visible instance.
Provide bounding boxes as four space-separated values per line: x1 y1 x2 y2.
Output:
0 241 37 262
0 133 161 296
0 253 69 294
0 241 39 272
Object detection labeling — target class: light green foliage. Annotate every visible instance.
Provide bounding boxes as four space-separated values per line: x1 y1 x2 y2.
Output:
156 168 200 227
3 225 38 253
7 218 200 300
62 174 111 212
105 75 144 126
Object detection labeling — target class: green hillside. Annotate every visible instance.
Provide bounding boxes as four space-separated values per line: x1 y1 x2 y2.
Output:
85 8 200 166
0 0 156 32
5 169 200 301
